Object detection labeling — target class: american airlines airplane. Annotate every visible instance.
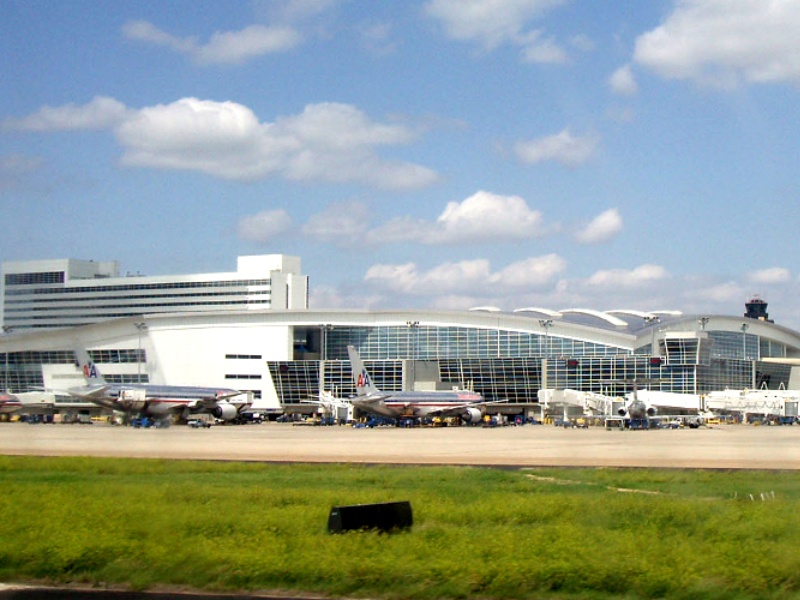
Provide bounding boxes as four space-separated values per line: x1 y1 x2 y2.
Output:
347 345 502 423
0 392 22 417
69 347 251 422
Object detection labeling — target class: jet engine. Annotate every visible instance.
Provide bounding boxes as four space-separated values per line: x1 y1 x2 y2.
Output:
461 407 483 423
211 401 238 421
618 402 657 419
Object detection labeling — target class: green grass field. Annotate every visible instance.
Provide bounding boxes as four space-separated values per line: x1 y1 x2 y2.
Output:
1 456 799 599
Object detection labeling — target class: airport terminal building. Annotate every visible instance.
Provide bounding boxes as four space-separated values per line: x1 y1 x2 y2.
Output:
2 255 800 418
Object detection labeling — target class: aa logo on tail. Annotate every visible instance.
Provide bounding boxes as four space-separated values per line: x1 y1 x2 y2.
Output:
357 370 370 387
83 362 98 379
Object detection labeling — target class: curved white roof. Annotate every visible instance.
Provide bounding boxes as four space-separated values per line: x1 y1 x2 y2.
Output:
606 309 658 319
559 308 629 328
469 306 502 312
513 307 563 318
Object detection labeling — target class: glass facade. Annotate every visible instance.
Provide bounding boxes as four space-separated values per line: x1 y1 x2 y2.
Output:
440 358 541 403
755 362 792 390
323 326 627 361
277 323 795 409
0 349 150 392
697 360 753 393
708 331 759 360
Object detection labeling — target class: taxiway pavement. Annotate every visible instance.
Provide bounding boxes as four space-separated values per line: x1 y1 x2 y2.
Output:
1 422 798 469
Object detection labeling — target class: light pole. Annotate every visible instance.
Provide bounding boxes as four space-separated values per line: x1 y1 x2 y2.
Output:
320 324 334 362
2 326 12 393
320 324 333 394
406 320 419 390
539 319 553 393
134 321 147 383
741 322 753 388
740 323 749 360
538 319 553 357
697 317 710 331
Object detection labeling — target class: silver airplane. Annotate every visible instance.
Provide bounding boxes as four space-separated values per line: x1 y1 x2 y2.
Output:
347 345 503 423
0 392 22 417
616 379 659 424
68 347 250 422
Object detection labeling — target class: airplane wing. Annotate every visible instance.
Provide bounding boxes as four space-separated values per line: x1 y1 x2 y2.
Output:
193 390 244 403
349 395 399 419
427 399 509 418
67 385 111 401
350 394 391 408
66 386 119 411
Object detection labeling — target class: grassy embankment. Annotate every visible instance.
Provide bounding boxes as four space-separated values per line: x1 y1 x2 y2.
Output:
1 456 799 599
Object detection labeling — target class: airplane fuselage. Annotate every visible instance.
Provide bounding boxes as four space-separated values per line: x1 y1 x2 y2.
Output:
357 390 483 419
0 393 22 415
73 384 248 419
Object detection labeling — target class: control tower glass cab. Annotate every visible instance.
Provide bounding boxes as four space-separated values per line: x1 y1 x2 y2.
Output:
744 296 772 322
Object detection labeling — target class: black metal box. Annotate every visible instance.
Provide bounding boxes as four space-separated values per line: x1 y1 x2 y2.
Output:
328 501 413 533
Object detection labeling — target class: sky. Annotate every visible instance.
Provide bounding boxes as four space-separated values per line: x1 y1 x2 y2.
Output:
2 0 800 328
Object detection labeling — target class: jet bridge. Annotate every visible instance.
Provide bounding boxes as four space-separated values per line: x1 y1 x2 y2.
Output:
537 389 621 419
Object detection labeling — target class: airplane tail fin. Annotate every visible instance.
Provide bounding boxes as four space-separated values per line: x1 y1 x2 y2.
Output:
346 345 381 397
73 344 107 386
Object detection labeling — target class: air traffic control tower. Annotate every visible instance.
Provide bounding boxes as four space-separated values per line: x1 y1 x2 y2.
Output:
744 296 773 323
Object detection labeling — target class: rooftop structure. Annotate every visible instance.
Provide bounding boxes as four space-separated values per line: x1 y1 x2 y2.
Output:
1 255 308 330
745 295 773 323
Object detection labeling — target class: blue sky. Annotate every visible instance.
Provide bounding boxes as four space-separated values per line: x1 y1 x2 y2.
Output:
2 0 800 327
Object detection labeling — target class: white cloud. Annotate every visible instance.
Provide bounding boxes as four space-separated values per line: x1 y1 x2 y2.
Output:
587 264 668 288
7 95 437 188
122 21 196 53
364 254 565 297
518 31 568 64
364 216 435 245
308 284 383 310
609 64 638 95
357 190 548 245
575 208 623 245
695 280 746 304
197 25 301 64
236 210 293 243
348 258 800 324
265 0 340 23
490 254 566 288
748 267 792 284
425 0 568 63
116 98 266 179
269 103 439 189
364 262 426 295
2 96 130 131
123 20 301 65
633 0 800 87
514 129 598 166
111 97 438 188
301 200 370 244
436 191 545 241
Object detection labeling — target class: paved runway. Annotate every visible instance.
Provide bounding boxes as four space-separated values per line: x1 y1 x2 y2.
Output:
1 422 798 469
